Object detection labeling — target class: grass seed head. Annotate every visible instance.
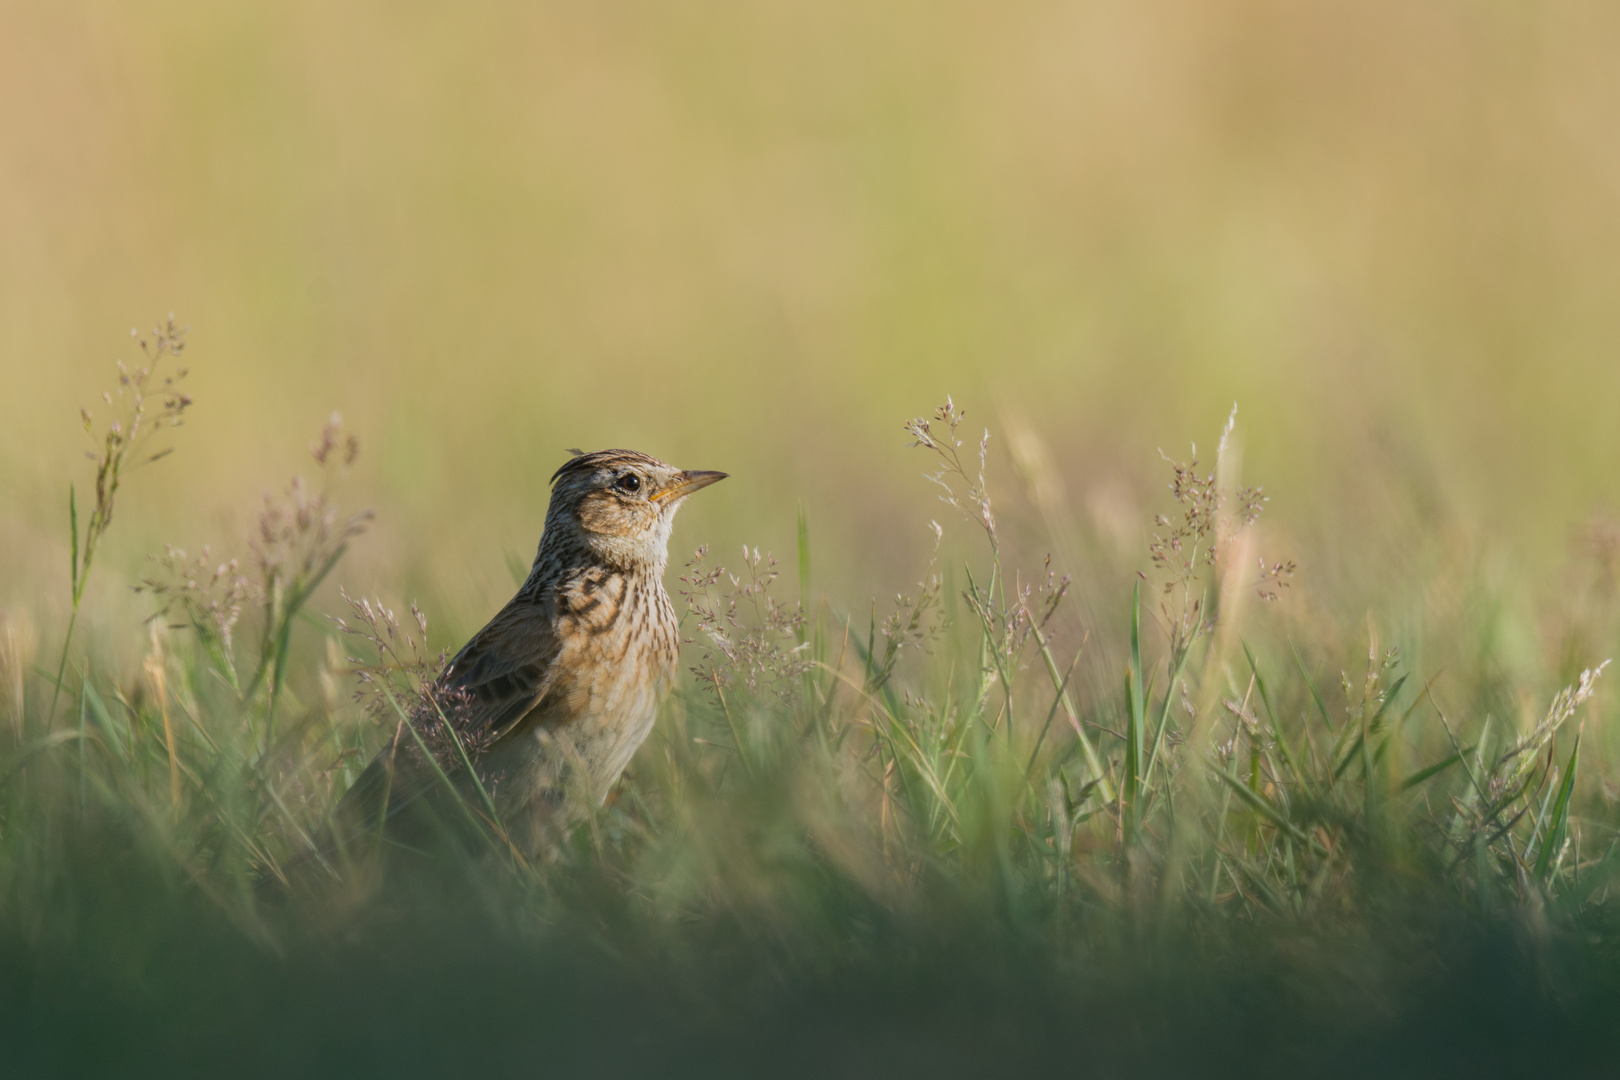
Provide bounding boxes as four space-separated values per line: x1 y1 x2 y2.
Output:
679 545 811 698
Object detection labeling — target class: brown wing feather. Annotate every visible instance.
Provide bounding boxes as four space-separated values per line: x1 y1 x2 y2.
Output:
334 590 563 832
440 592 564 742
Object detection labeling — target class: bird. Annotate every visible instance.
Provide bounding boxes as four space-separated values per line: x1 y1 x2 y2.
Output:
333 448 727 856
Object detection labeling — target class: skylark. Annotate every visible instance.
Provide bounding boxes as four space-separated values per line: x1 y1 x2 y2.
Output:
336 448 726 851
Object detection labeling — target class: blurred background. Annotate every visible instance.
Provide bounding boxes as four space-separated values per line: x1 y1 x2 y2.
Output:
5 0 1620 666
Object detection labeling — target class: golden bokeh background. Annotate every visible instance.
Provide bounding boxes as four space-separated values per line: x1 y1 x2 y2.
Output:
5 1 1620 644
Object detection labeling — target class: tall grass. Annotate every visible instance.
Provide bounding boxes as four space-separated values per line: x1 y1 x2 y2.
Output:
3 329 1619 1075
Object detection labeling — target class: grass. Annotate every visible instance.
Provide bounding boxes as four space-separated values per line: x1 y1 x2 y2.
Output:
4 334 1620 1077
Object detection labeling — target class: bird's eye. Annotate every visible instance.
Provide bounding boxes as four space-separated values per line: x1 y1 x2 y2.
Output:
615 473 641 493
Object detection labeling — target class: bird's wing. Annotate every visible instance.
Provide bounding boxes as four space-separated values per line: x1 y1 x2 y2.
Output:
334 591 564 832
440 592 566 743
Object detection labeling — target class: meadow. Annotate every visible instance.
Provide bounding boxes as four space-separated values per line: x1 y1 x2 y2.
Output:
8 3 1620 1076
3 337 1619 1075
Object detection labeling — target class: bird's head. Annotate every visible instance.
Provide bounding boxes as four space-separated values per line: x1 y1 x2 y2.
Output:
543 448 727 571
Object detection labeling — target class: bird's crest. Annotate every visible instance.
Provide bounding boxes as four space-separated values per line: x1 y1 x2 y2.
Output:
550 448 667 485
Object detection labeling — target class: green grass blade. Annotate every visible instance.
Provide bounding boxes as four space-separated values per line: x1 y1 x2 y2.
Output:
1291 638 1334 733
1534 730 1581 883
1242 639 1303 786
1333 674 1408 780
1141 634 1196 796
1027 618 1111 802
68 483 79 600
1400 748 1471 791
797 499 811 617
1524 761 1560 872
1124 580 1145 829
846 609 904 729
1024 646 1080 782
80 678 128 766
378 684 495 845
429 694 503 826
1210 762 1315 848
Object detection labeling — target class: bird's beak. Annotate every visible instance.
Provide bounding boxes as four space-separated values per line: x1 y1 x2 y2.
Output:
653 470 729 503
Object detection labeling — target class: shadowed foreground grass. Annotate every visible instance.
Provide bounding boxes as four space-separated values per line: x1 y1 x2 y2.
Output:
6 847 1620 1078
5 340 1620 1076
